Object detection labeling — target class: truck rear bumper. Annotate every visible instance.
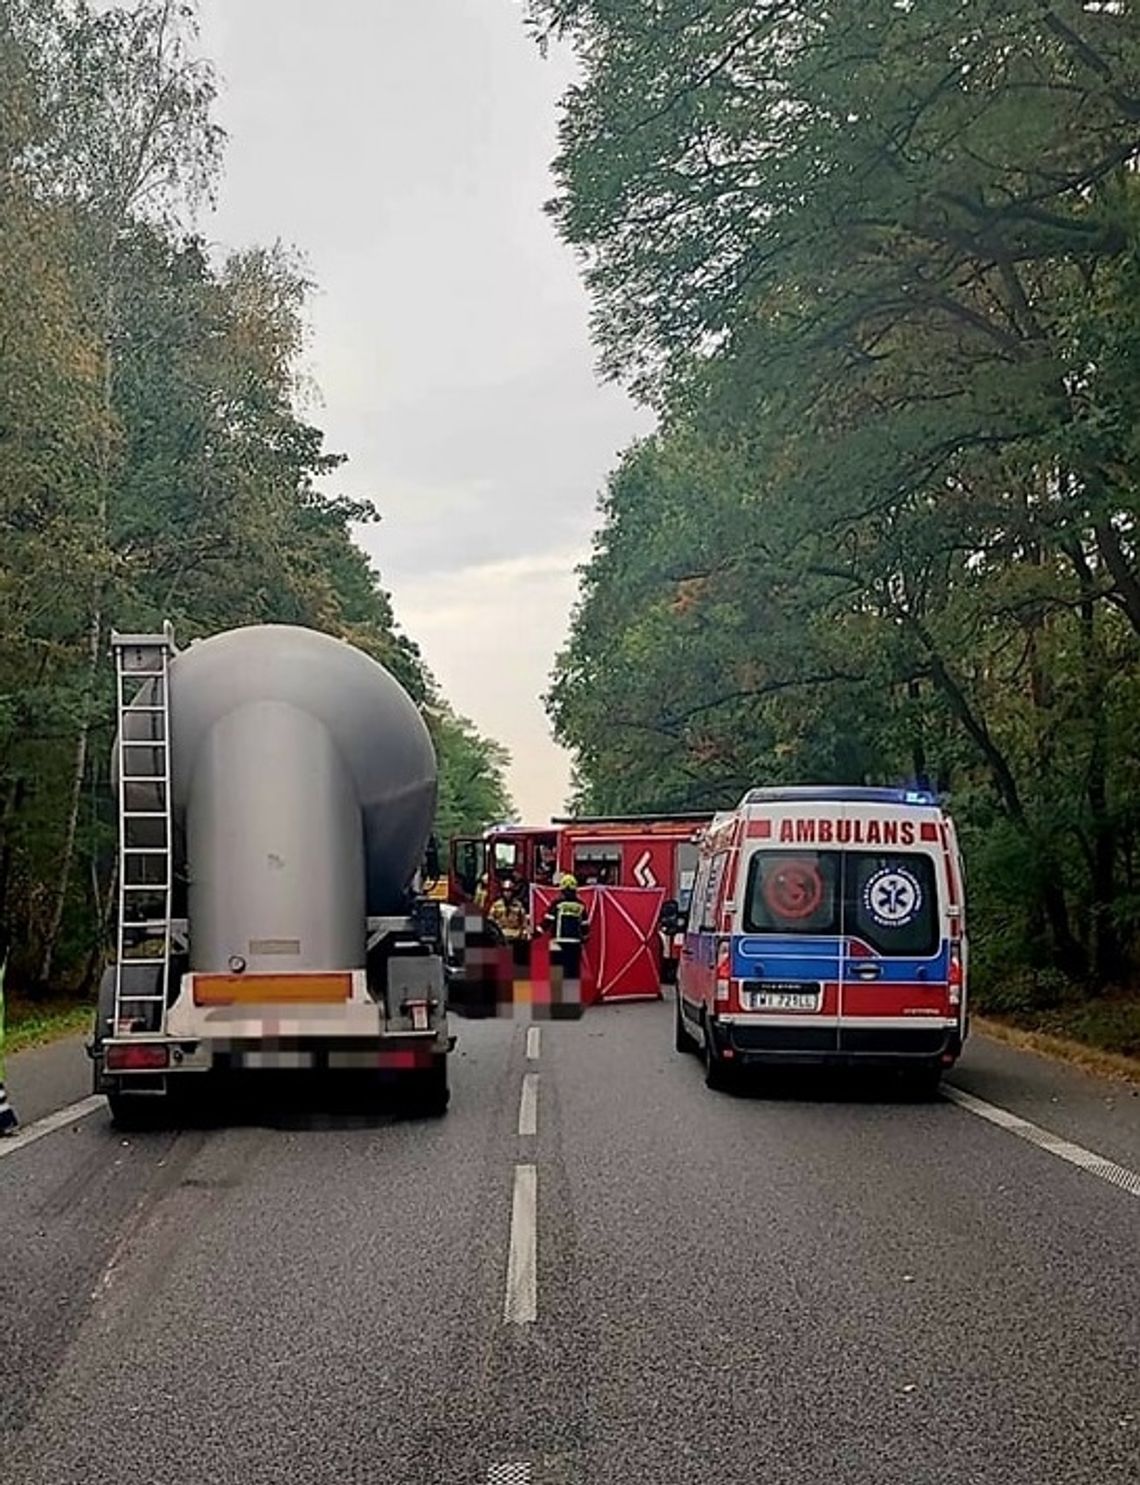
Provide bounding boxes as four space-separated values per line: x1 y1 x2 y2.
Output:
95 1032 450 1091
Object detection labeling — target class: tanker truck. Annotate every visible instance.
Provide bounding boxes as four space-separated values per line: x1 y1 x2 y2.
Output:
89 622 453 1126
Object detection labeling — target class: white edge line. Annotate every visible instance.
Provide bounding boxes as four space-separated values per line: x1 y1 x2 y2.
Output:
518 1073 539 1137
0 1094 105 1160
504 1163 537 1324
526 1025 540 1060
945 1085 1140 1199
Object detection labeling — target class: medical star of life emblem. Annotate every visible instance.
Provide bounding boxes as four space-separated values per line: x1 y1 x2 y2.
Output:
863 866 922 928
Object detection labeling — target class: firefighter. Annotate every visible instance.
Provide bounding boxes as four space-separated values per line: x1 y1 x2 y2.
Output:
489 876 530 970
473 872 490 912
541 874 589 1016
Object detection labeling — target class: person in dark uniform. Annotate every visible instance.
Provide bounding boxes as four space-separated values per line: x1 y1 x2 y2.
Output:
541 874 589 1017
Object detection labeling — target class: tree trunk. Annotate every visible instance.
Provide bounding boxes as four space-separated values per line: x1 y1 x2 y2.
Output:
1094 519 1140 638
906 678 928 787
38 608 102 987
908 614 1086 979
38 267 116 989
1068 539 1122 986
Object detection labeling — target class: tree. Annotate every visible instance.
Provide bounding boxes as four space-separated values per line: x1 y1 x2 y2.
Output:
0 1 511 993
533 0 1140 991
429 708 515 843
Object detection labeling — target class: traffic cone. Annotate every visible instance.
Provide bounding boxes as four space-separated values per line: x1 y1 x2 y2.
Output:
0 954 19 1136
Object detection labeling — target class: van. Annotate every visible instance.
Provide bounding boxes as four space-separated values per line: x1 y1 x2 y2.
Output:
675 787 967 1094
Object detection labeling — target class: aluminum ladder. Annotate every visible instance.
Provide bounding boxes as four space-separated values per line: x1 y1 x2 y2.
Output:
111 624 176 1037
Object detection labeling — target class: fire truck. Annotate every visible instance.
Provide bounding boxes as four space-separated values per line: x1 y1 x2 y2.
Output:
447 813 711 1005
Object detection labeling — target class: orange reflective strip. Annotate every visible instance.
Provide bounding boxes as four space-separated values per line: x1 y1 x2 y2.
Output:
193 973 353 1006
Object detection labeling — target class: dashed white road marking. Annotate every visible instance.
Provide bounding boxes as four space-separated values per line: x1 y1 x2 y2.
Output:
504 1163 537 1324
526 1025 540 1060
945 1086 1140 1199
518 1073 539 1137
487 1464 532 1483
0 1095 105 1161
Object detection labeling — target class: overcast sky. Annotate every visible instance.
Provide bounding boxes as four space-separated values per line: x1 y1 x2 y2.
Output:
194 0 652 821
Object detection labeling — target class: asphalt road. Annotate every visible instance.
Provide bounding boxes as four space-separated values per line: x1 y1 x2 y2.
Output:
1 1004 1137 1485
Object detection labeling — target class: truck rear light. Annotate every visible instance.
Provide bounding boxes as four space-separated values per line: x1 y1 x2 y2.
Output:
377 1046 435 1069
106 1044 169 1071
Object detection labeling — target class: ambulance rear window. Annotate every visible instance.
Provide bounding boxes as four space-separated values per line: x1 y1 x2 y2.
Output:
846 853 939 957
743 852 841 935
743 849 940 955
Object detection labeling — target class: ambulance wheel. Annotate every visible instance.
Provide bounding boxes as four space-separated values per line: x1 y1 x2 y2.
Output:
702 1016 737 1094
674 993 699 1056
904 1065 944 1101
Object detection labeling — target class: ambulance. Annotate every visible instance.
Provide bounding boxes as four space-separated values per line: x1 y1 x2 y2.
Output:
675 786 967 1093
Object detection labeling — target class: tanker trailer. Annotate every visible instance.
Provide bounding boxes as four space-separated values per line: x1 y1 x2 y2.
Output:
89 622 453 1126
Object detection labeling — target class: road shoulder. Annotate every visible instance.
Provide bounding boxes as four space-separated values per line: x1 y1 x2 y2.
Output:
4 1033 93 1128
952 1026 1140 1172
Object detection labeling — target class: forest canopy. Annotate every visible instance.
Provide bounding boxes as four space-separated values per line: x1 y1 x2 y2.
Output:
0 0 511 994
529 0 1140 1021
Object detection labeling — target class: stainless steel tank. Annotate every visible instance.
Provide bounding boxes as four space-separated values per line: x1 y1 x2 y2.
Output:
119 625 437 975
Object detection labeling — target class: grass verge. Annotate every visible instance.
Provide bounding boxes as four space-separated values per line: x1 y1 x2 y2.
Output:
3 999 93 1057
974 1009 1140 1086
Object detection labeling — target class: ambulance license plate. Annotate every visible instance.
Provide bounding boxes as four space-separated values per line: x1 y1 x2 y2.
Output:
748 984 820 1012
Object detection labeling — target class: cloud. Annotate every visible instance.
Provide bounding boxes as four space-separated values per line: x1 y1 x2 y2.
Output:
393 549 586 822
195 0 655 819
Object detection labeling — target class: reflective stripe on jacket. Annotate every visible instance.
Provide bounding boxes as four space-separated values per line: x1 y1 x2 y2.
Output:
544 895 587 944
490 898 529 940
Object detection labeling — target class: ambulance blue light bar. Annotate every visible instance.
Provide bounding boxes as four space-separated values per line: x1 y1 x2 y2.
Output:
740 786 938 808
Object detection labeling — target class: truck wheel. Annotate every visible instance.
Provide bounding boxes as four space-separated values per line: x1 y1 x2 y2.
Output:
90 968 116 1072
674 992 699 1056
407 1057 450 1118
702 1015 737 1094
107 1089 164 1131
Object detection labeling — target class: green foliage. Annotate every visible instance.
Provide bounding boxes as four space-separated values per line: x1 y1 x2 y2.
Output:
429 708 516 843
0 1 507 992
535 0 1140 998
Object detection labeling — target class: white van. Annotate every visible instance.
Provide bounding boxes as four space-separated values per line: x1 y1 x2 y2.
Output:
675 787 967 1093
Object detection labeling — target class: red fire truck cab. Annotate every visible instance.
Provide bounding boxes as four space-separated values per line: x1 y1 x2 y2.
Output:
447 814 712 1003
448 824 560 912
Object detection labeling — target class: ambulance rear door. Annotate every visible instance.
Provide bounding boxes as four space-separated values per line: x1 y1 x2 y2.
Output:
734 808 844 1051
837 808 952 1055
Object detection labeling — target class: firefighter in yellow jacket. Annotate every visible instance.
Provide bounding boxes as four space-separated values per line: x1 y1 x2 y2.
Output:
489 876 530 970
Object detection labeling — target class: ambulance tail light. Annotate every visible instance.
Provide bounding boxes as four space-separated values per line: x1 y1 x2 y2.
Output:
948 943 963 1009
714 941 738 1009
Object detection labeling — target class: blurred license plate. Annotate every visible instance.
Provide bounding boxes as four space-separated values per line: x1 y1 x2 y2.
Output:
236 1049 315 1069
748 985 820 1011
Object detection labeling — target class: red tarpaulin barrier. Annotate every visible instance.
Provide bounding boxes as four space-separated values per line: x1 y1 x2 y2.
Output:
531 885 666 1004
